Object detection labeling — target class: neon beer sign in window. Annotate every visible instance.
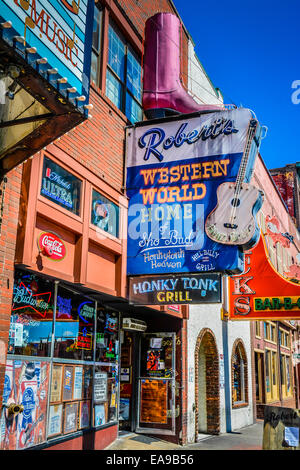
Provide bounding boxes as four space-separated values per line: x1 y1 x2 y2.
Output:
41 157 81 215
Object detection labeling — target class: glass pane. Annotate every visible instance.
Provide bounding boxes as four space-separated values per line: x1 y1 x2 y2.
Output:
90 51 99 84
140 334 174 378
106 69 123 109
108 24 125 81
41 157 82 216
54 286 95 361
127 48 142 101
125 92 143 124
91 189 120 238
8 270 54 357
92 6 102 50
95 307 119 363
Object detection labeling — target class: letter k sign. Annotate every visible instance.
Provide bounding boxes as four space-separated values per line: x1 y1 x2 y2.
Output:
232 276 255 295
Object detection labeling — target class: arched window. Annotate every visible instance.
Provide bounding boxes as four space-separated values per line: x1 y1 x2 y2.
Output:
231 340 248 407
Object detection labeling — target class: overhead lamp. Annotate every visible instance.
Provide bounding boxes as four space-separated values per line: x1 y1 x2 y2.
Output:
36 57 48 64
26 46 37 54
47 68 58 76
57 77 68 84
67 87 77 93
0 21 12 28
76 95 86 102
13 36 25 45
83 104 93 110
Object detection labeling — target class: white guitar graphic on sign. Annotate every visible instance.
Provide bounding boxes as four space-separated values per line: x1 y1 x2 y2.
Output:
205 118 264 250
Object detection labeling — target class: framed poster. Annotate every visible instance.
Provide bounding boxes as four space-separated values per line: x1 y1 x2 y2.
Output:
119 398 130 421
94 372 107 402
79 401 91 429
120 367 131 383
62 365 74 402
83 366 93 399
63 402 79 434
50 365 63 403
94 404 106 427
73 366 83 400
48 404 63 438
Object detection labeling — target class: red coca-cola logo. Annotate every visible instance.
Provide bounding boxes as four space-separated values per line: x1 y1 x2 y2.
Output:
38 232 66 261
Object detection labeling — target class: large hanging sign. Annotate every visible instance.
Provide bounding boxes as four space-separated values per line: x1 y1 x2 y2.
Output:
126 108 262 276
1 0 94 106
128 273 222 305
228 233 300 320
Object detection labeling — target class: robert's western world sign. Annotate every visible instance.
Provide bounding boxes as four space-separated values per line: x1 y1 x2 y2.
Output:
125 108 262 276
129 273 222 305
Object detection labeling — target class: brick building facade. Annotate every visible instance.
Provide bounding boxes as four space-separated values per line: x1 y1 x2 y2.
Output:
0 0 191 450
0 0 299 452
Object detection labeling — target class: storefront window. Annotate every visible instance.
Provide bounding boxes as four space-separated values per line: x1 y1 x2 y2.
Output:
3 269 120 450
40 156 82 216
8 270 54 357
95 307 119 362
54 286 95 362
91 189 120 238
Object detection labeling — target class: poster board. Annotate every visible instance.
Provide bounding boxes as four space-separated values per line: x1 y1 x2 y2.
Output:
73 366 83 400
94 403 107 427
94 372 108 402
1 360 50 450
50 365 63 403
48 404 63 438
63 402 79 434
62 365 74 402
79 401 91 430
263 405 300 450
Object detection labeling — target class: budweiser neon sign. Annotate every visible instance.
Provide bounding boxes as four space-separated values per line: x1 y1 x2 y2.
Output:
12 282 52 318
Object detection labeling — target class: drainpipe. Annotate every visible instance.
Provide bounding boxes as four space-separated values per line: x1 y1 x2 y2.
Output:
222 318 232 432
222 276 232 433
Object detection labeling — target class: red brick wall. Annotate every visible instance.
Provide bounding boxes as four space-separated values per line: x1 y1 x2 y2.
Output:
0 167 22 408
271 172 296 221
52 0 189 193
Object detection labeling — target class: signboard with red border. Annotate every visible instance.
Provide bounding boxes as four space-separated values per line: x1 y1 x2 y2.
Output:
228 233 300 320
38 231 66 261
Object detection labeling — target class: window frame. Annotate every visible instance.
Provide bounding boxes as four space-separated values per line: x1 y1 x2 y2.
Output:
231 341 248 408
106 20 143 122
265 348 279 402
90 3 143 124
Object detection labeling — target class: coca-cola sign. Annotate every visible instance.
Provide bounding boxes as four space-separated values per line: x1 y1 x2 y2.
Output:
38 232 66 261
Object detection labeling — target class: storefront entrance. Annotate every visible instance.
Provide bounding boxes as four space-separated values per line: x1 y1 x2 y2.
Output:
119 330 177 436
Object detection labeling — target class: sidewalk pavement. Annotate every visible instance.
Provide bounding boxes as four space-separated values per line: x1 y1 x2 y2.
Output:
105 421 264 451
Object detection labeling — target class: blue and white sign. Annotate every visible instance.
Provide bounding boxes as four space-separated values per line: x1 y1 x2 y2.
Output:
1 0 94 110
126 108 261 276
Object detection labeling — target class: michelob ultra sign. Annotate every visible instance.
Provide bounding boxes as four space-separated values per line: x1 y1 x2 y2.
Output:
125 108 261 276
1 0 94 103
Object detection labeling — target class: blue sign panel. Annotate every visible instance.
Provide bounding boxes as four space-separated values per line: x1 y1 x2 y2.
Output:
0 0 94 113
126 108 261 276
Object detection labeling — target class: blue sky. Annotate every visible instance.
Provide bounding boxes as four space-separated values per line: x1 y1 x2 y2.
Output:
174 0 300 170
